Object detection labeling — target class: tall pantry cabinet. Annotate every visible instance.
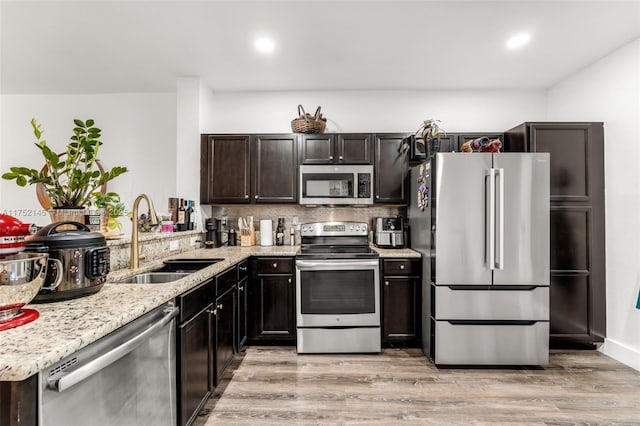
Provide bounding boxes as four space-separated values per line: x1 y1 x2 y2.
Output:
505 122 606 347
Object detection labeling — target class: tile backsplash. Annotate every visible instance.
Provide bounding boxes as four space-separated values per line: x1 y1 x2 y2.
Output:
207 205 406 244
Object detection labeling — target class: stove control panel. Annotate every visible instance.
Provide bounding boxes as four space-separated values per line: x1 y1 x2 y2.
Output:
301 221 368 237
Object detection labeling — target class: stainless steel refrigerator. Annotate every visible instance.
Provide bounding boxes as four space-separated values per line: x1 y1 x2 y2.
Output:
409 152 550 366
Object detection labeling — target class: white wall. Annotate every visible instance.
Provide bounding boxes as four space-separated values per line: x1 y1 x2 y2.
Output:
176 78 202 203
200 89 547 134
0 93 177 235
547 38 640 370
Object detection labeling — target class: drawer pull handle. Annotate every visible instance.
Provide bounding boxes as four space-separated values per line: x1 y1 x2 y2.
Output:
255 195 259 199
400 264 405 270
209 309 217 316
245 194 249 199
217 304 223 310
238 286 244 291
239 266 248 271
288 278 292 284
385 281 389 286
273 263 277 268
329 155 334 160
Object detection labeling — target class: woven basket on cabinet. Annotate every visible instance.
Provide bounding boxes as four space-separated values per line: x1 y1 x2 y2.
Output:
291 105 326 133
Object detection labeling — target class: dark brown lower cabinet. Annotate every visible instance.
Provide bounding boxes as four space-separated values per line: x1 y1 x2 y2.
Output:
213 267 237 387
505 122 605 347
178 304 212 426
176 279 214 426
381 259 422 347
236 260 249 351
249 257 296 344
0 375 38 426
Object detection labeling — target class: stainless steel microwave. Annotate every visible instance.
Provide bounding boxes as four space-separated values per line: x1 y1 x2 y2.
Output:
299 164 373 205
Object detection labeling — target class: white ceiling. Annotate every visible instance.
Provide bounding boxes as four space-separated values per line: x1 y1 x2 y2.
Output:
2 0 640 94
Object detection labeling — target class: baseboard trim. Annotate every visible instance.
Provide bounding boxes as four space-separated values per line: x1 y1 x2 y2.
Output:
599 338 640 372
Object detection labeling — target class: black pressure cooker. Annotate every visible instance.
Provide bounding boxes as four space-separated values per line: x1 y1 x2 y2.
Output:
25 221 110 302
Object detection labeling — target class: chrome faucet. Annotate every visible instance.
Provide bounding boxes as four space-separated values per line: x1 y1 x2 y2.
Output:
130 194 159 269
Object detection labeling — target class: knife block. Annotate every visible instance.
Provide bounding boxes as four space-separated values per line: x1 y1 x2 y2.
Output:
240 229 255 247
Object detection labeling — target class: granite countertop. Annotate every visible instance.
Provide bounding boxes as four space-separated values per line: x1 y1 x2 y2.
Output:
370 245 421 258
0 244 419 382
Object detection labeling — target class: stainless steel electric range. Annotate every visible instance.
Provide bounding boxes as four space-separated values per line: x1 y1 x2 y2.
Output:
295 221 381 353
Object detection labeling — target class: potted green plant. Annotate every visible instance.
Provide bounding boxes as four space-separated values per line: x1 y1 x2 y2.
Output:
416 118 445 142
2 118 128 224
91 191 126 235
416 118 445 156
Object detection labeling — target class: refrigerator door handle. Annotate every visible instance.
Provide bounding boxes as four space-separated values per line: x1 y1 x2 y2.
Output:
485 168 496 270
495 167 505 270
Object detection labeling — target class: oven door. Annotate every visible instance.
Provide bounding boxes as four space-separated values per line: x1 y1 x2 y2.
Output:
296 258 380 327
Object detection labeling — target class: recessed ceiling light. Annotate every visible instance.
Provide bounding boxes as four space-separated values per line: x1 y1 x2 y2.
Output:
506 33 531 49
255 37 275 54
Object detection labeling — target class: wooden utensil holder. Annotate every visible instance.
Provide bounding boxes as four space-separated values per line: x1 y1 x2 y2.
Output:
240 229 255 247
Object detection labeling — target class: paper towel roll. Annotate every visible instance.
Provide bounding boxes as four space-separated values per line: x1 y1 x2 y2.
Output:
260 219 273 246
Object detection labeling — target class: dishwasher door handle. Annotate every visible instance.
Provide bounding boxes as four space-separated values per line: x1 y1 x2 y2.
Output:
50 306 179 392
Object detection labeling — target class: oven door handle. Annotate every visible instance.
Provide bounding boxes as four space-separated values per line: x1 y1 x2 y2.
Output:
296 259 379 270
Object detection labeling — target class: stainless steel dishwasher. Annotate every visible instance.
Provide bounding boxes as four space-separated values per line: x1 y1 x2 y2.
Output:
38 301 179 426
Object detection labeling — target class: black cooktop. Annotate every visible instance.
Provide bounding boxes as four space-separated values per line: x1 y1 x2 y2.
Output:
297 245 379 260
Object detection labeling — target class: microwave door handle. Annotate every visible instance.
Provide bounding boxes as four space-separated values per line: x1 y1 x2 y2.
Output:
49 307 179 392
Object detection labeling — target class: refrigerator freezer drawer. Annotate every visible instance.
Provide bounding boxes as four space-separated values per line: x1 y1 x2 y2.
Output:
434 320 549 366
434 286 549 321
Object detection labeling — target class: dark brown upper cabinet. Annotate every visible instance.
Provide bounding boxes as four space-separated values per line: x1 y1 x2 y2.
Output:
300 134 372 164
504 122 605 348
200 135 251 204
252 134 298 203
374 133 409 204
200 134 298 204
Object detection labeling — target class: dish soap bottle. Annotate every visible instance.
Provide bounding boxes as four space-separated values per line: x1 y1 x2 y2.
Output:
275 218 285 246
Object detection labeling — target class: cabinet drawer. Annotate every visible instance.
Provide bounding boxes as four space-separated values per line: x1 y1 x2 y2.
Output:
434 320 549 365
382 259 419 276
216 266 236 296
435 286 549 321
237 260 249 282
178 279 213 323
256 257 293 274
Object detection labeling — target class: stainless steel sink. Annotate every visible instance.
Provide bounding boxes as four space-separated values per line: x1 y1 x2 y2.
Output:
115 272 191 284
155 258 224 272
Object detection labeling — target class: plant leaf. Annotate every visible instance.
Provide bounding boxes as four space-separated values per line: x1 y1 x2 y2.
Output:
73 119 85 127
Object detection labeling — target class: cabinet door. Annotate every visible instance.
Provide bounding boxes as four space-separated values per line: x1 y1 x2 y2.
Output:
214 287 236 386
178 305 212 426
200 135 251 204
374 134 409 204
236 276 248 351
300 134 335 164
252 134 298 203
383 277 421 346
253 275 295 339
528 123 606 346
337 134 372 164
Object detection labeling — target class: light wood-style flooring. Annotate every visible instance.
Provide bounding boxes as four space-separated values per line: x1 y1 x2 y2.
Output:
195 347 640 425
